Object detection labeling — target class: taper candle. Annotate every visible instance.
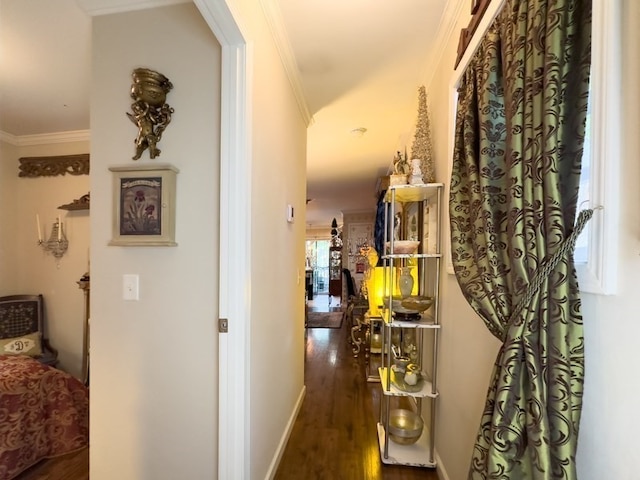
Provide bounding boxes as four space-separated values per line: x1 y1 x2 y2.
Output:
36 214 42 242
57 216 61 241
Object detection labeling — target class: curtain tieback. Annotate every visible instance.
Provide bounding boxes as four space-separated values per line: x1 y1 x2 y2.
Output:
503 209 596 341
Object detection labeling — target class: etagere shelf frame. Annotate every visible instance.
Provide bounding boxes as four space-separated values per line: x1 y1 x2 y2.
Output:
377 183 444 468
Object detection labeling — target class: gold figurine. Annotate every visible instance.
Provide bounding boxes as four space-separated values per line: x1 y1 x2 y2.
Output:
126 68 174 160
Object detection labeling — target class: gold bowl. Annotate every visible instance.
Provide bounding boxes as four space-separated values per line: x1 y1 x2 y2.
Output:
400 296 434 313
386 240 420 254
388 409 424 445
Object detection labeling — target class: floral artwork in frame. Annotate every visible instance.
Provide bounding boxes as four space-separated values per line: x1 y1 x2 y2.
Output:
108 164 179 246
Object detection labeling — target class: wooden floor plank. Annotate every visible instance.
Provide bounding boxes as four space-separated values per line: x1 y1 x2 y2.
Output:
14 448 88 480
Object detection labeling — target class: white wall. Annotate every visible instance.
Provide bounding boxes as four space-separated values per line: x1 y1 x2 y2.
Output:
576 2 640 479
426 2 640 480
89 1 307 479
0 138 90 378
0 140 19 292
230 0 308 476
90 5 221 479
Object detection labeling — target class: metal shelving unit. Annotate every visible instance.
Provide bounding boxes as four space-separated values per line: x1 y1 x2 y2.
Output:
377 183 443 468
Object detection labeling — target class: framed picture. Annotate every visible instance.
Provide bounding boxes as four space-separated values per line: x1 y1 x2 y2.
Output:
108 164 179 246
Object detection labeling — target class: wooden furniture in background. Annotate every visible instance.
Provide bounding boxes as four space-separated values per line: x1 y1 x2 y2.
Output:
0 294 58 367
455 0 492 68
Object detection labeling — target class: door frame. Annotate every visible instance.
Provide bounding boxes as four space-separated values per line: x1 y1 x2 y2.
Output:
194 1 251 478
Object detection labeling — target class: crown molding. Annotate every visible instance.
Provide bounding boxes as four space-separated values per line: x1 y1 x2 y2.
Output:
422 0 469 90
0 131 18 146
77 0 189 16
0 130 90 147
259 0 313 127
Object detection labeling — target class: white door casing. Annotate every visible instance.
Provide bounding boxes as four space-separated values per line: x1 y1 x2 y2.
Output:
194 1 252 478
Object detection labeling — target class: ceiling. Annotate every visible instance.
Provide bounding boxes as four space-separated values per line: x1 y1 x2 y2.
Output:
0 0 449 228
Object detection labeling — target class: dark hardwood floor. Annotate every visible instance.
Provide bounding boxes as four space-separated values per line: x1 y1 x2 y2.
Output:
275 294 440 480
14 448 88 480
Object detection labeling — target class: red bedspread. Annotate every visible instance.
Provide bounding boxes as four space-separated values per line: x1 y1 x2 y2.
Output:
0 355 89 480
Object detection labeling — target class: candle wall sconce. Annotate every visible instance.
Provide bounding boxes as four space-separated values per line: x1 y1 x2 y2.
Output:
37 217 69 259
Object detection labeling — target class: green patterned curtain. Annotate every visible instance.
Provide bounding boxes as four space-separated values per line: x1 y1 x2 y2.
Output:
449 1 592 478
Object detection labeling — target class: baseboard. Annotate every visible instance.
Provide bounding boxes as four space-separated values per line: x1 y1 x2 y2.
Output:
264 385 306 480
435 450 451 480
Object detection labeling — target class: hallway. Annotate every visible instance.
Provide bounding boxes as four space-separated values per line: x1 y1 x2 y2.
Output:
275 297 440 479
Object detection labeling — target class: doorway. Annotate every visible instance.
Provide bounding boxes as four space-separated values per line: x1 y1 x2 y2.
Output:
306 239 330 297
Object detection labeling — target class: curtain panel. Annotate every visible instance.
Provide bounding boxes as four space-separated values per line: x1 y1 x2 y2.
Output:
449 0 592 478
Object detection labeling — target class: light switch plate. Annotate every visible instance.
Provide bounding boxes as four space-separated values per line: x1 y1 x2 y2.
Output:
123 274 139 301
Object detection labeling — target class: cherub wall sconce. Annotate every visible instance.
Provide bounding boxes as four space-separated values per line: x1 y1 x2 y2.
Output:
126 68 174 160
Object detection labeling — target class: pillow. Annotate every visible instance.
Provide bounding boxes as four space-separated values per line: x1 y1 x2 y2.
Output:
0 332 42 356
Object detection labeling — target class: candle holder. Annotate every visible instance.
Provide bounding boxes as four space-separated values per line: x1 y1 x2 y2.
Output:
39 221 69 258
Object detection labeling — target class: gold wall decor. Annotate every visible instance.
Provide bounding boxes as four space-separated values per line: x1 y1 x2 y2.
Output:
18 154 90 178
126 68 174 160
59 192 90 211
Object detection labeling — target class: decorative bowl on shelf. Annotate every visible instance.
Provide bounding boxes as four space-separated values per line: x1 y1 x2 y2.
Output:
400 295 434 313
393 355 411 372
382 296 403 311
383 295 434 318
385 240 420 254
388 409 424 445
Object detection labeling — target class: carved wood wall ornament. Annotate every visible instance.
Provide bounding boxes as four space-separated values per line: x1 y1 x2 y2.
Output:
59 192 90 211
18 154 90 178
455 0 492 69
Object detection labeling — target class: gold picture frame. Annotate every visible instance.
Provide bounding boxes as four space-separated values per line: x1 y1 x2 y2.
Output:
108 164 179 246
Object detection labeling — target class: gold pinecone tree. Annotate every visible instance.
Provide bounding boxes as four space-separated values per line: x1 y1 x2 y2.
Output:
410 86 435 183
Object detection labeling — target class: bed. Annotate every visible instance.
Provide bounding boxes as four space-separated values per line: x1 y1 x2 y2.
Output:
0 294 89 479
0 355 89 480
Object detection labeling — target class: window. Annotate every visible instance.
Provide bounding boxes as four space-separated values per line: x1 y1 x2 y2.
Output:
574 0 620 294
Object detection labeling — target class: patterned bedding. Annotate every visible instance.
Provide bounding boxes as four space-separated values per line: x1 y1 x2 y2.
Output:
0 355 89 480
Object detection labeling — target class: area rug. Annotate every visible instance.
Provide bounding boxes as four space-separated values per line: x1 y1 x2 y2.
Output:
306 311 344 329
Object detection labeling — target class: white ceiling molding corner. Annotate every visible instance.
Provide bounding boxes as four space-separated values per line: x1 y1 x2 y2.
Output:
259 0 313 127
0 131 18 146
421 0 469 91
9 130 91 147
76 0 190 16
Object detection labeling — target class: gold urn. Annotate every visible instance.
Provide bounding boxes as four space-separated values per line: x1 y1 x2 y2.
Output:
130 68 173 107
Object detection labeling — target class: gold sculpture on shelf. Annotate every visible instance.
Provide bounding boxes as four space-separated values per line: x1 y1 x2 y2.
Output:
126 68 174 160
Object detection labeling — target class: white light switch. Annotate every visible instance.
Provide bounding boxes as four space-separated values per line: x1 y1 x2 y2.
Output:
123 274 139 301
